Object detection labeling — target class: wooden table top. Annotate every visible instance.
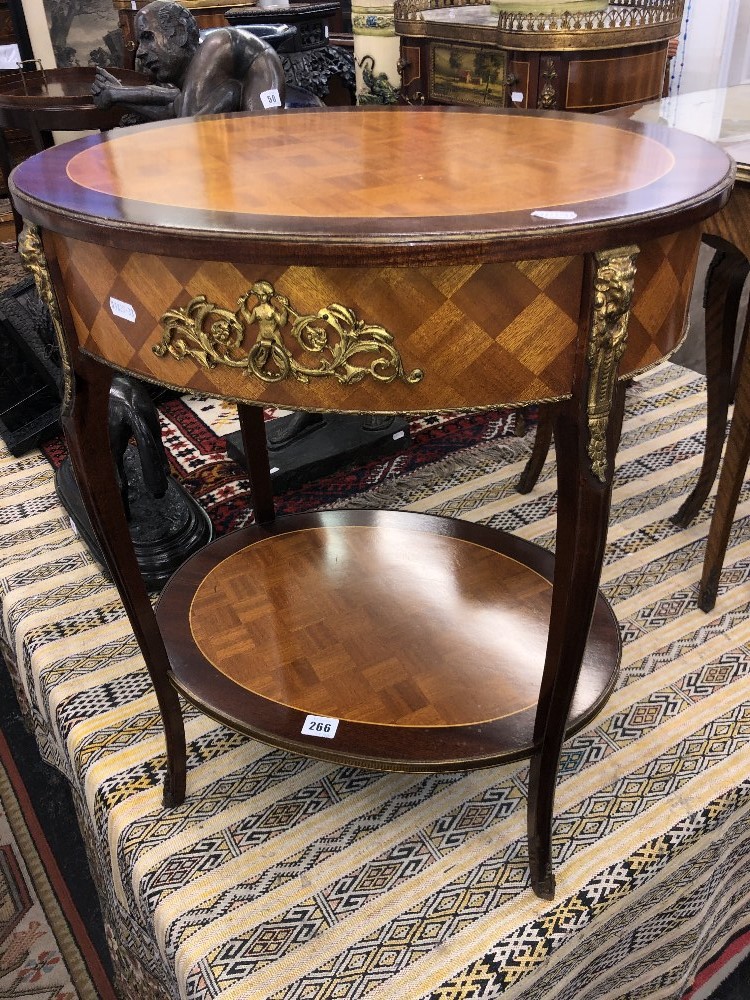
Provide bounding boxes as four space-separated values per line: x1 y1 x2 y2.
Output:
0 67 149 109
10 106 733 264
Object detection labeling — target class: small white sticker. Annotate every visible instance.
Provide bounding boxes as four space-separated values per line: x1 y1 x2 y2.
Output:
301 715 339 739
392 430 405 440
270 466 280 474
260 88 282 109
531 210 578 221
110 296 136 322
511 91 524 102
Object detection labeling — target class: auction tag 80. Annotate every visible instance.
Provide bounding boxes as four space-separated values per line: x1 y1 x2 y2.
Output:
301 715 339 739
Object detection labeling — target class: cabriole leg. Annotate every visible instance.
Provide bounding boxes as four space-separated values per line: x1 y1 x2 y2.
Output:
19 224 187 806
672 244 749 527
528 246 636 898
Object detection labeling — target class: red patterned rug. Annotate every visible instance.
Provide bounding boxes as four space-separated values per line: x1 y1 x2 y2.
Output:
41 398 527 537
0 729 117 1000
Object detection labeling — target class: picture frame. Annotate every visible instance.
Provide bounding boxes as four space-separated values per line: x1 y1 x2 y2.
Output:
14 0 122 69
430 43 507 106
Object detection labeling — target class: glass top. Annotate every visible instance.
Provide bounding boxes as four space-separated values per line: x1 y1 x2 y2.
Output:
615 85 750 179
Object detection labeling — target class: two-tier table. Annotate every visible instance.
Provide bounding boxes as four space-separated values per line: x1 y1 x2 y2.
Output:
9 105 733 898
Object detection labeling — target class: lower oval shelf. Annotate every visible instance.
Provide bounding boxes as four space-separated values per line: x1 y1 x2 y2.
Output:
156 509 621 770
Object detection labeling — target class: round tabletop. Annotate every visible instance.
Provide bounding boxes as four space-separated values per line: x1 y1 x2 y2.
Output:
9 105 733 265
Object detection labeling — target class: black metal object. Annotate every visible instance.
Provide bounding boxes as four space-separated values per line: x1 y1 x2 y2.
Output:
56 448 212 591
0 276 61 455
56 374 212 591
226 413 411 491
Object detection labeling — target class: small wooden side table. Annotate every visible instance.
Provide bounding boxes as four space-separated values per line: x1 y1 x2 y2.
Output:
0 66 148 235
396 0 682 111
607 86 750 528
9 105 732 898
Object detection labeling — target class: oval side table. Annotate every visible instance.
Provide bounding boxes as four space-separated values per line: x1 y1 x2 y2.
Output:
9 105 733 898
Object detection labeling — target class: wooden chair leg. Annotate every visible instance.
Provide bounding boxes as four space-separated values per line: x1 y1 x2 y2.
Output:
673 248 749 527
517 405 554 494
698 303 750 611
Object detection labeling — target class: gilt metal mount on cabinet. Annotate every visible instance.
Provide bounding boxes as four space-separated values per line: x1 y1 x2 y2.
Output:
396 0 684 111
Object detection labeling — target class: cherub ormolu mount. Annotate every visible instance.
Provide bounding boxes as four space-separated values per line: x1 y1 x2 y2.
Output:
153 280 419 487
153 280 423 388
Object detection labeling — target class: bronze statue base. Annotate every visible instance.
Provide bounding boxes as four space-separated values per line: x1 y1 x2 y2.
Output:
56 448 212 590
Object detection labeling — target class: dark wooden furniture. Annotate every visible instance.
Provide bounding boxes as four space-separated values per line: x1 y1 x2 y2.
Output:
698 309 750 611
606 87 750 530
612 88 750 609
9 105 732 899
225 2 355 104
0 66 149 234
0 0 33 194
396 0 683 110
115 0 346 65
0 65 149 151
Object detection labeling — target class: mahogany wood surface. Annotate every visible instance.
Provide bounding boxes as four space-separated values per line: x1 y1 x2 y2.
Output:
671 236 749 527
157 510 620 769
10 107 732 264
48 230 699 414
674 164 750 525
698 297 750 611
564 48 666 110
15 105 733 898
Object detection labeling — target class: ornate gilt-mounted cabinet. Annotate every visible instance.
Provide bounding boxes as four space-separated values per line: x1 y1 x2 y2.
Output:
396 0 684 111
